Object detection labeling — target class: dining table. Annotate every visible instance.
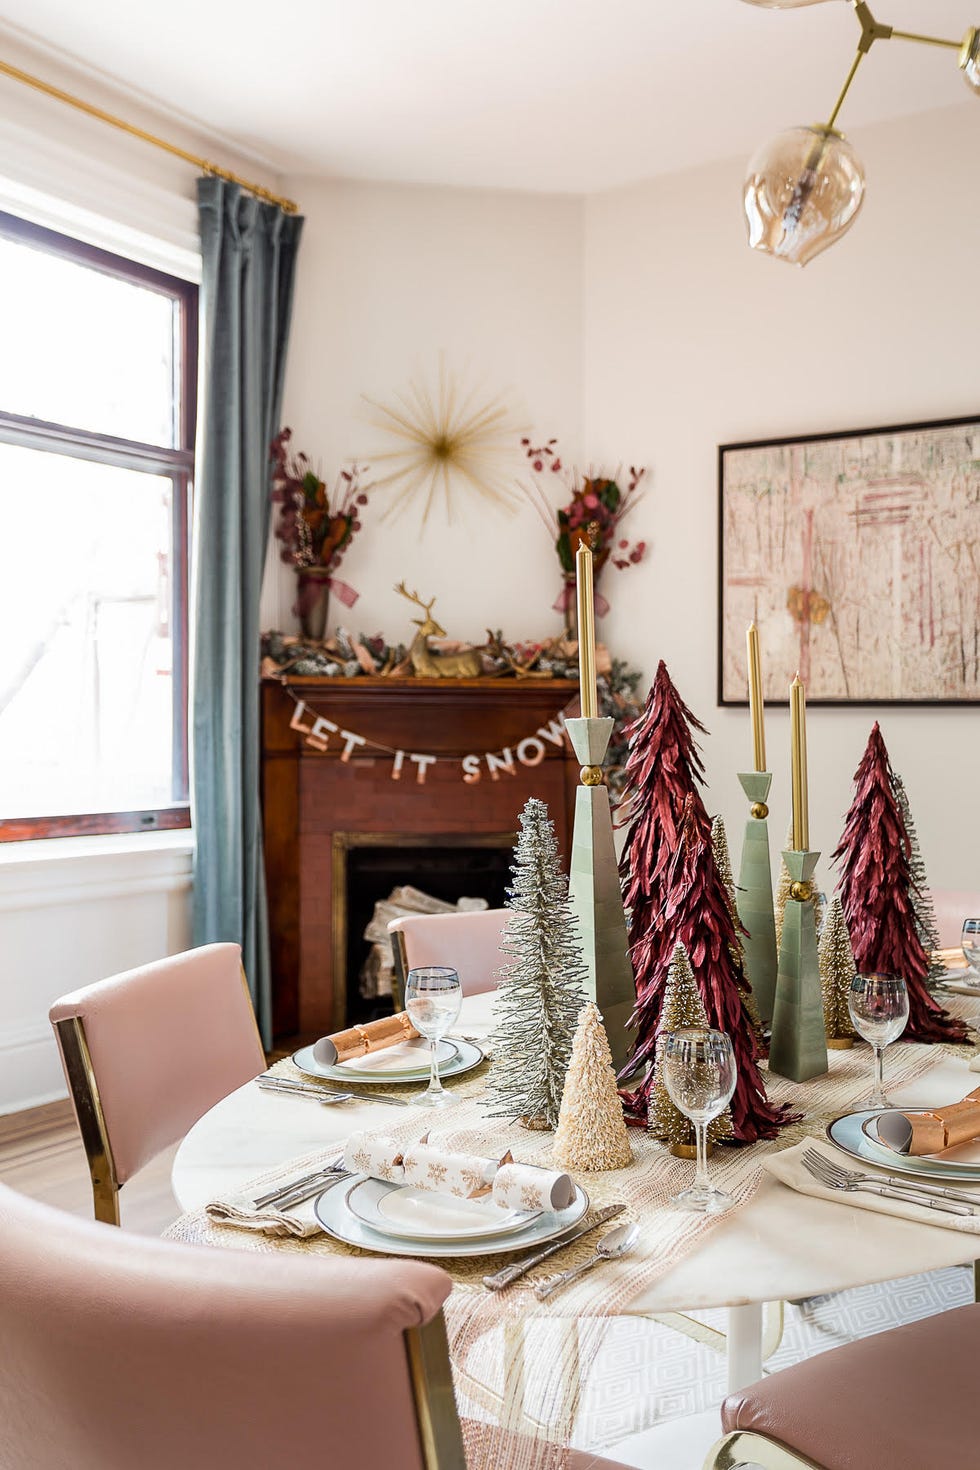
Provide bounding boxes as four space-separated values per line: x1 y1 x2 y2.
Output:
170 987 980 1406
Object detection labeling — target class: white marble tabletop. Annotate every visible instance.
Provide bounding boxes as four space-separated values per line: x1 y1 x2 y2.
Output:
172 991 980 1317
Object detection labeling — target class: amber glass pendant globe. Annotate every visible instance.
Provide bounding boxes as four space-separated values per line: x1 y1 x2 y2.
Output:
961 28 980 95
743 124 865 266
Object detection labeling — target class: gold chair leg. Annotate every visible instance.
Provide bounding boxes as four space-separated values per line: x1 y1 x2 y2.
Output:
405 1313 467 1470
973 1260 980 1303
703 1429 823 1470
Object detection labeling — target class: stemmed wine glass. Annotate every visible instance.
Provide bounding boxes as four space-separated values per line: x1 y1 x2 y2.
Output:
404 966 463 1108
961 919 980 977
661 1028 737 1214
847 973 909 1109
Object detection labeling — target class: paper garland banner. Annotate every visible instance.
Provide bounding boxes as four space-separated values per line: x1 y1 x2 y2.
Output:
284 684 571 785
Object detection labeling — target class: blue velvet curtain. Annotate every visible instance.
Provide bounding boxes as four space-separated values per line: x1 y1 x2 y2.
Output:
191 177 303 1045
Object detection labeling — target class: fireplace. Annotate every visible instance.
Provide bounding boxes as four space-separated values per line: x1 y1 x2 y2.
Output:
334 832 515 1025
261 674 579 1038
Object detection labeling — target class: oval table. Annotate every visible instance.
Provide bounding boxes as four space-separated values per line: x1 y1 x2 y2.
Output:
172 990 980 1392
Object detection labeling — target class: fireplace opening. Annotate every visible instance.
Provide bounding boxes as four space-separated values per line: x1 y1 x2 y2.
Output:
334 833 516 1026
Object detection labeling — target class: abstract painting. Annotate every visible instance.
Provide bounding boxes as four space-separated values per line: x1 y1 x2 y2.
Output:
719 415 980 704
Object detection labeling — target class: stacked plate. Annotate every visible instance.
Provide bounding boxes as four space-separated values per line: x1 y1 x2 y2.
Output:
292 1035 485 1086
828 1109 980 1183
314 1173 590 1259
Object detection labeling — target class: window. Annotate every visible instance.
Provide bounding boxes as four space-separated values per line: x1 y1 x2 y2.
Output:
0 211 196 840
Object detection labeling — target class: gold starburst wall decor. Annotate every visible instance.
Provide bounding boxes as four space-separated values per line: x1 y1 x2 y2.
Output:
362 362 526 527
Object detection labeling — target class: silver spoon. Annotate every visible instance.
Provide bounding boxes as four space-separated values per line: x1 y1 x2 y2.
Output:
533 1221 640 1300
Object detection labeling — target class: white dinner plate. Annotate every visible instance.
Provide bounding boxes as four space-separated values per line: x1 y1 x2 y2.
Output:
346 1178 540 1241
828 1109 980 1182
336 1038 457 1075
313 1175 590 1259
293 1036 483 1085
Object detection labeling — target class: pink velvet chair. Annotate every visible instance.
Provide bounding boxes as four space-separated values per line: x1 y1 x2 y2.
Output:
930 889 980 950
0 1179 637 1470
705 1302 980 1469
389 909 510 1008
49 943 265 1226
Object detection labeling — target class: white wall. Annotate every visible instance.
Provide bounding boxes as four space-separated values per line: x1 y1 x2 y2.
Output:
583 102 980 890
264 178 584 643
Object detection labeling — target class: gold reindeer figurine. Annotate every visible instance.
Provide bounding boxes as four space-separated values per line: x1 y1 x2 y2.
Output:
394 582 483 679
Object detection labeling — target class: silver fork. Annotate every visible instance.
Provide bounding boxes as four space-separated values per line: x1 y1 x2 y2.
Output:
802 1147 980 1210
801 1150 974 1216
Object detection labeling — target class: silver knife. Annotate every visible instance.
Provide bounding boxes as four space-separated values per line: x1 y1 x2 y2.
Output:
482 1205 626 1291
258 1077 409 1108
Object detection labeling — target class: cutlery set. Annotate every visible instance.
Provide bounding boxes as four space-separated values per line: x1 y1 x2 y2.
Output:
801 1148 980 1216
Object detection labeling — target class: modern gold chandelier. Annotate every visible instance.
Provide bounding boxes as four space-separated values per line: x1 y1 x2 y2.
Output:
740 1 980 264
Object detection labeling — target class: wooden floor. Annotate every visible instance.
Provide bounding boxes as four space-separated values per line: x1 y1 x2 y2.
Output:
0 1100 180 1235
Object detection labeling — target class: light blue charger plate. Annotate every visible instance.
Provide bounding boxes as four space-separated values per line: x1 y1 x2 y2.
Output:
828 1109 980 1183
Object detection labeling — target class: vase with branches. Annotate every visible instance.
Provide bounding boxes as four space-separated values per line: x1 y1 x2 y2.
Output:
520 436 647 631
270 427 372 640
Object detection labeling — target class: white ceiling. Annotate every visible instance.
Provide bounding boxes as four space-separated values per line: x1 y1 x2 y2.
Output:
0 0 976 192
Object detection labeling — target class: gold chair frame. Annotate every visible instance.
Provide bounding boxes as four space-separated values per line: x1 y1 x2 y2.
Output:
703 1430 823 1469
52 963 264 1227
51 1012 120 1225
406 1314 468 1469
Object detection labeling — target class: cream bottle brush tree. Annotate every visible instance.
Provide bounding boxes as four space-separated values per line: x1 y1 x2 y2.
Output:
819 894 857 1047
487 796 587 1130
553 1002 633 1171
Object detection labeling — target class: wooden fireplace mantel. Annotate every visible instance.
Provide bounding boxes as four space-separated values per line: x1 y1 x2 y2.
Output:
261 675 580 1038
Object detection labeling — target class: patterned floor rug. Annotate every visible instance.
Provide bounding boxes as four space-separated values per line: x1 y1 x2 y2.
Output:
574 1264 973 1453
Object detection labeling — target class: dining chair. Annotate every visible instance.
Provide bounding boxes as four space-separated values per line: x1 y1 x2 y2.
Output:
704 1300 980 1469
389 908 510 1008
49 943 265 1227
0 1179 642 1470
930 888 980 950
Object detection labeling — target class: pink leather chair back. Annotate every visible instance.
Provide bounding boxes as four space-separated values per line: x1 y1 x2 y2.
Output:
931 890 980 950
0 1180 453 1470
389 909 511 996
49 944 265 1186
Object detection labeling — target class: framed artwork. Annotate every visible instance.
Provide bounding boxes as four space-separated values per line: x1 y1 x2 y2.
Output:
718 413 980 706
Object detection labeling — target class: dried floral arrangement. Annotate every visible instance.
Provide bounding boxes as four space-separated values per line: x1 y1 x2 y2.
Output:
270 428 372 619
520 435 648 612
260 630 642 789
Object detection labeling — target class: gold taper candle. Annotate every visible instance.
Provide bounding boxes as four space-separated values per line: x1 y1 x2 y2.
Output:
790 673 809 852
575 539 598 718
746 621 766 771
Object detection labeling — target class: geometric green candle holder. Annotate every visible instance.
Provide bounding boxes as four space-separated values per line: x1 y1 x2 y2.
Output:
768 849 829 1083
564 715 636 1077
736 771 778 1028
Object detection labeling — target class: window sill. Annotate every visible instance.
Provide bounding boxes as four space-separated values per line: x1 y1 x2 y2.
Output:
0 827 194 869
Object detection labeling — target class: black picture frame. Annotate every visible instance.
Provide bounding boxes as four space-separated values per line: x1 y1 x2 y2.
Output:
717 411 980 708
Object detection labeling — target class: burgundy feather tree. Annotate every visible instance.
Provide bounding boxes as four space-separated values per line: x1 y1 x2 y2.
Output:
622 797 792 1141
619 660 712 1008
832 723 968 1045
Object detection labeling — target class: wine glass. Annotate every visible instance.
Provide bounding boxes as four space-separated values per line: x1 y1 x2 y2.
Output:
404 966 463 1108
847 974 909 1109
961 919 980 977
661 1028 737 1214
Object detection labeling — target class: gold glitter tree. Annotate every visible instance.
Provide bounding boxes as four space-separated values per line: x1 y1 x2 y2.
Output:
647 943 733 1155
819 894 857 1046
553 1003 633 1171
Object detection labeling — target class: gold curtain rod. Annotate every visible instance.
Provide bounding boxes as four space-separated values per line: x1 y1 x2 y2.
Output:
0 58 299 215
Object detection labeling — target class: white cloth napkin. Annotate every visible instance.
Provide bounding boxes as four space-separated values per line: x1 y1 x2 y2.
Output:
764 1140 980 1234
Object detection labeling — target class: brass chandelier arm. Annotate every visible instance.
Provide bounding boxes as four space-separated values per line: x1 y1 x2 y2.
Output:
825 48 867 131
0 58 300 215
825 4 971 131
